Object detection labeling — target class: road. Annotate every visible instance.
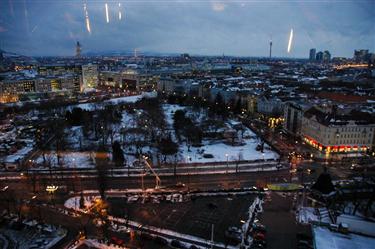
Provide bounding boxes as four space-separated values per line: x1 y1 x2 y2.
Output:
1 169 293 197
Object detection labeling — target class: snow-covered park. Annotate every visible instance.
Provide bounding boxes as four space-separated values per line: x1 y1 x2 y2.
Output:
162 104 279 163
26 93 279 170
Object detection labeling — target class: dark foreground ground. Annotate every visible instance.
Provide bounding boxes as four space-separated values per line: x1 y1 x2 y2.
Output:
258 192 311 249
108 194 256 246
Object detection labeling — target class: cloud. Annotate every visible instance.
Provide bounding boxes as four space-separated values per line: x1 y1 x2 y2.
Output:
0 0 373 57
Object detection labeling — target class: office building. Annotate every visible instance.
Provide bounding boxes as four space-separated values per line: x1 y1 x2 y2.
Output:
309 48 316 61
316 51 323 62
323 50 331 62
354 49 369 62
82 64 98 90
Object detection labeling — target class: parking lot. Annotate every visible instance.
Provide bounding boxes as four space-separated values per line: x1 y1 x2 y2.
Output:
108 194 256 245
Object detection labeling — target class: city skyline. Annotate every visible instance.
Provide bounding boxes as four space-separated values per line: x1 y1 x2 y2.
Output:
0 0 374 58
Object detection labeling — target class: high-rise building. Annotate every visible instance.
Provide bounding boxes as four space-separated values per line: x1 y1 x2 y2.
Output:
354 49 369 62
316 51 323 62
82 64 98 90
323 50 331 62
309 48 316 61
76 41 82 57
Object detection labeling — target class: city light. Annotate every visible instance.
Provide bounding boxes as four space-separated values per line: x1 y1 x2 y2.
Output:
46 185 59 193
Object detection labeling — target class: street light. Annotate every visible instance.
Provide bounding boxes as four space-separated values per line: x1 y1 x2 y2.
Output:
46 185 58 194
225 154 229 173
46 185 58 205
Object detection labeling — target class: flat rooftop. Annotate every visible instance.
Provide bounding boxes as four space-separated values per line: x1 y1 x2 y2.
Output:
313 226 375 249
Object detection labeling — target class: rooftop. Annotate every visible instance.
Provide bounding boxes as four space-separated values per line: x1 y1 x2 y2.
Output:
313 226 375 249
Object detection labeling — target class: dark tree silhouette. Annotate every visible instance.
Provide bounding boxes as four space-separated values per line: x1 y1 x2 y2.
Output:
112 141 125 167
157 135 178 163
95 146 110 199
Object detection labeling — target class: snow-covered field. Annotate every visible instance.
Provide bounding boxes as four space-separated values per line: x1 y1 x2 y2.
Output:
33 126 95 169
162 104 279 163
180 140 277 163
68 94 143 111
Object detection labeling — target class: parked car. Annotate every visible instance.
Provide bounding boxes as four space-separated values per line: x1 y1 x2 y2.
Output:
175 182 186 188
225 227 242 243
171 239 184 248
253 232 266 241
154 236 168 245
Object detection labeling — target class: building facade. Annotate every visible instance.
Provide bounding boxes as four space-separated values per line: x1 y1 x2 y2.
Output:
309 48 316 61
283 101 309 137
82 64 98 90
257 96 283 116
0 75 80 103
302 107 375 153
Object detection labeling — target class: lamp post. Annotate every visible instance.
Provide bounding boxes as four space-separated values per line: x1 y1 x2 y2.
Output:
262 153 265 171
46 185 58 206
225 154 229 174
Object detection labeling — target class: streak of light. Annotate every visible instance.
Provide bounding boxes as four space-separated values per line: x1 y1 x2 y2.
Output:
118 2 122 20
105 3 110 23
287 28 293 54
31 25 38 33
8 0 15 17
83 2 91 34
23 0 29 34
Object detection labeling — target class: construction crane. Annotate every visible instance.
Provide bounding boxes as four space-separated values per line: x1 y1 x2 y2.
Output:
141 156 161 189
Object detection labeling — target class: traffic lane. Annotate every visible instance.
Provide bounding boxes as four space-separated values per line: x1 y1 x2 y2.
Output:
1 170 292 192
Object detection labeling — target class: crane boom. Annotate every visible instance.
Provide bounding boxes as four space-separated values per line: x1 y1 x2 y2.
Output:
142 157 161 189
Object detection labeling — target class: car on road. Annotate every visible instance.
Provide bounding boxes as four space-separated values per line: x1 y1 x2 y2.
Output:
110 236 124 246
175 182 186 188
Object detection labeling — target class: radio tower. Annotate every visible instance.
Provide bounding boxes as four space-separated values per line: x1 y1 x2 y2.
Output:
269 35 272 59
76 41 82 57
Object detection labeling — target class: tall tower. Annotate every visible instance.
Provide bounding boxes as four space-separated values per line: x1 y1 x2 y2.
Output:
76 41 82 57
309 48 316 61
269 36 272 59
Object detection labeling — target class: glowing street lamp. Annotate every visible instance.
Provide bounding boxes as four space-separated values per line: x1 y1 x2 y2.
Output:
46 185 58 194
